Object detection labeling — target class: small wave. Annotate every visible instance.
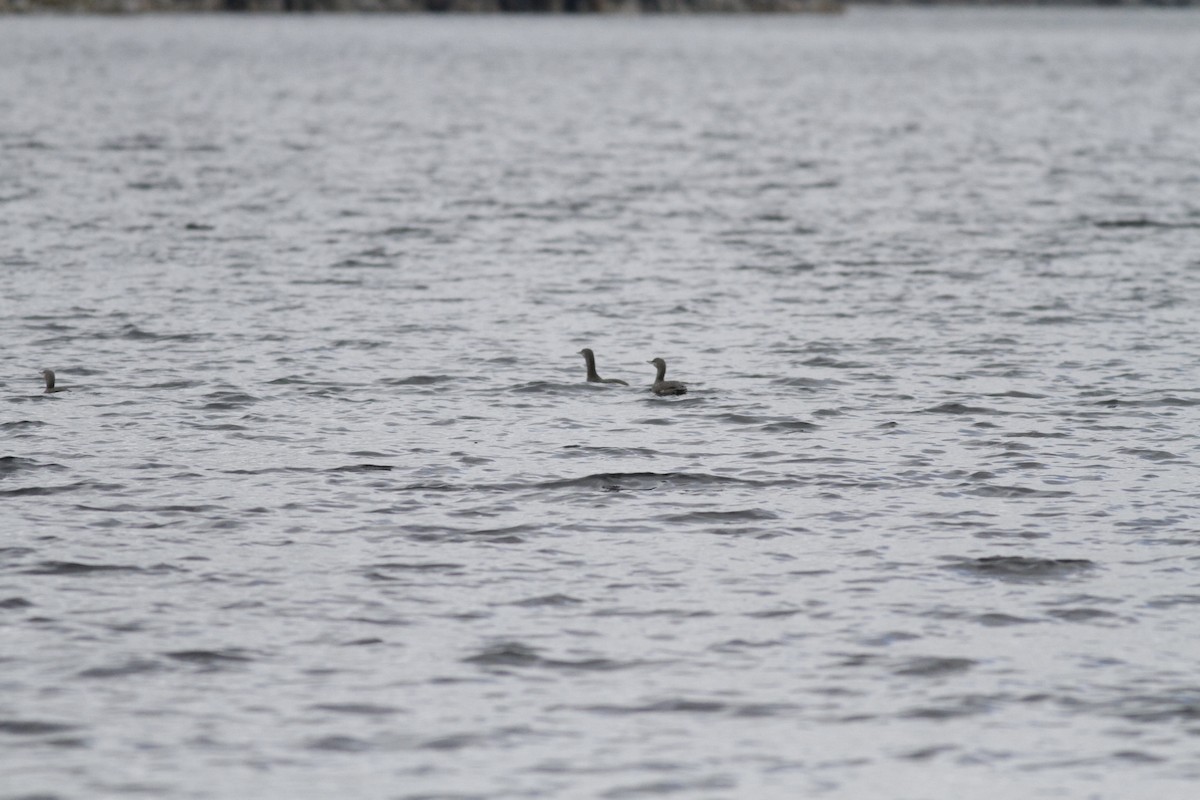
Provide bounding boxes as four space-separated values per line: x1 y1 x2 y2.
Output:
402 523 529 544
1145 595 1200 609
127 178 184 191
0 597 34 609
509 593 583 607
1111 750 1168 764
420 732 489 751
577 699 730 715
463 642 547 668
711 413 816 433
152 505 221 516
99 133 166 151
1028 315 1076 326
463 642 631 672
0 719 77 736
901 694 1000 720
505 380 594 394
661 509 779 524
164 649 255 666
965 484 1072 498
898 744 959 761
975 613 1035 627
1119 448 1179 462
1084 692 1200 723
1153 396 1200 407
331 257 392 269
1092 217 1200 230
983 390 1046 399
601 776 738 798
893 656 975 677
535 471 773 493
199 391 260 410
114 323 211 343
714 413 769 425
330 339 389 351
345 615 409 628
745 607 806 619
0 420 46 432
633 416 678 426
309 703 402 717
1005 430 1069 439
921 402 1001 415
1098 395 1200 408
945 556 1096 582
557 445 658 458
291 278 363 286
268 375 331 385
803 356 870 369
377 375 455 387
2 138 53 151
762 419 818 433
306 735 374 752
1045 608 1119 623
363 562 464 580
372 225 435 238
189 422 247 431
20 561 146 576
0 481 123 498
78 659 163 679
738 261 817 276
0 456 64 478
772 376 842 388
591 605 715 620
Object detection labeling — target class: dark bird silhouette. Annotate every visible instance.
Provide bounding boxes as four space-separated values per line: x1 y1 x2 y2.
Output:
648 358 687 396
578 348 629 386
41 369 69 394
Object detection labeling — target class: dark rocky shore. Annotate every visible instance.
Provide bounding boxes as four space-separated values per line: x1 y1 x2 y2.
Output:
0 0 845 10
2 0 1191 11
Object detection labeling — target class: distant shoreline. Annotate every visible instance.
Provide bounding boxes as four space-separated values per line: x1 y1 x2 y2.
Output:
2 0 1195 12
0 0 846 12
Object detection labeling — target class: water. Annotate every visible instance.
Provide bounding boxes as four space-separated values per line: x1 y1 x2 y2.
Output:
3 8 1200 798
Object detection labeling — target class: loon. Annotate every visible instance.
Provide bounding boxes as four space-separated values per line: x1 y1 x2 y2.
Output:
578 348 629 386
648 358 687 396
41 369 68 394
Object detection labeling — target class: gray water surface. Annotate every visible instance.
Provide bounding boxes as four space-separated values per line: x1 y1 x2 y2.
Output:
3 9 1200 799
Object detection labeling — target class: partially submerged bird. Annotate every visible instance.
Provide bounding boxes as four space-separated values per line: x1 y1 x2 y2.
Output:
41 369 68 394
578 348 628 386
648 358 687 396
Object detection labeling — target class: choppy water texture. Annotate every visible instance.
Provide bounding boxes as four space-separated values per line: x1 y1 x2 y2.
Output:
3 8 1200 799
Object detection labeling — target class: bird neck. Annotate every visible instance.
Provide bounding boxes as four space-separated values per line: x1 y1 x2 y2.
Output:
583 354 600 381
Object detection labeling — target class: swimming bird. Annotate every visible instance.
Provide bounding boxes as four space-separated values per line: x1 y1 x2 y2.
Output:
41 369 68 394
578 348 629 386
648 358 687 396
